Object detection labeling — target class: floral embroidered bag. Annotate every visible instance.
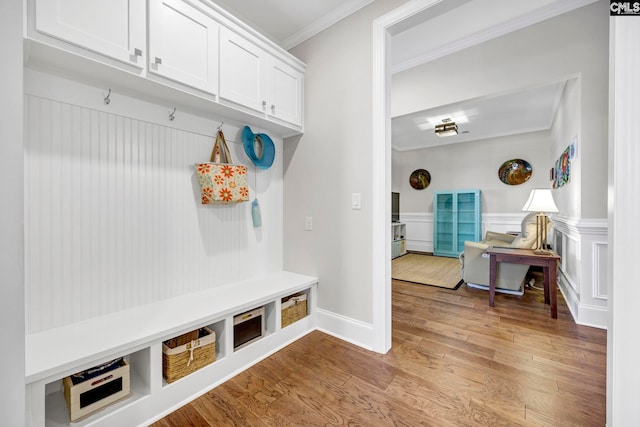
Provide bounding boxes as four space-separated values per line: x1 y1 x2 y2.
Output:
195 130 249 204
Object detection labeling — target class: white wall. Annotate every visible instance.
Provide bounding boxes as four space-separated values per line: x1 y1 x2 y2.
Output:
0 1 25 424
284 0 406 330
550 77 581 216
392 130 551 214
392 1 609 220
23 69 284 333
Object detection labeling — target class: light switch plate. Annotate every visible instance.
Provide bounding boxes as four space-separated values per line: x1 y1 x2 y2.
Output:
352 193 361 210
305 216 313 231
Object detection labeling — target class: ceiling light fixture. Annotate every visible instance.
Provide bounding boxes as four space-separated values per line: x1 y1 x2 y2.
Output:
435 118 458 137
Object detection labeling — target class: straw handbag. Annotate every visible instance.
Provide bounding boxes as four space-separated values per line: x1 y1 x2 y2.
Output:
196 130 249 204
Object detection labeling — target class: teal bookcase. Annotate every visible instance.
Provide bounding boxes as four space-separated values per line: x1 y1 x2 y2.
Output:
433 189 481 258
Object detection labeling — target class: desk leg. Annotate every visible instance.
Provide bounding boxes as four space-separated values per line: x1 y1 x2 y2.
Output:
543 266 550 304
548 260 558 319
489 254 497 307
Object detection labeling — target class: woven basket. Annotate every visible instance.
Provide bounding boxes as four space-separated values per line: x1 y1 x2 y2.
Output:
281 293 308 328
162 327 216 383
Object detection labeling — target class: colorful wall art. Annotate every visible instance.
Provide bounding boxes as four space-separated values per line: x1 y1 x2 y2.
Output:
553 146 571 188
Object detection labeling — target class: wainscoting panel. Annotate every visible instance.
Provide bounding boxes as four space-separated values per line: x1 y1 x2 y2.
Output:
552 216 608 328
400 213 433 252
401 212 527 253
593 242 608 300
24 85 283 333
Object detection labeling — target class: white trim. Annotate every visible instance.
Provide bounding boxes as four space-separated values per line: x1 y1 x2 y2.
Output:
576 303 609 330
551 214 608 235
558 271 579 319
391 0 599 74
315 309 375 351
593 241 608 301
282 0 375 50
371 13 391 354
608 18 640 425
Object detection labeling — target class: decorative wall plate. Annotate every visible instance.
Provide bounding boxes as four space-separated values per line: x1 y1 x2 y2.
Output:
409 169 431 190
498 159 532 185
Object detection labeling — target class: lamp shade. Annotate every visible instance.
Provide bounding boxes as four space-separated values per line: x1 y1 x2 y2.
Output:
522 189 559 213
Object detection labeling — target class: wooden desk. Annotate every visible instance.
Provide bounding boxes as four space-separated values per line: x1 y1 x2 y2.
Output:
486 247 561 318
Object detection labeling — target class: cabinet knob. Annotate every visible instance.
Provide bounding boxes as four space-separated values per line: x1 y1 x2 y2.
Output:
134 48 142 57
271 104 275 113
155 57 162 65
262 100 266 109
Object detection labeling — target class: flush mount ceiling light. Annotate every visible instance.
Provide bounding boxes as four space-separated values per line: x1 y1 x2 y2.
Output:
435 118 458 137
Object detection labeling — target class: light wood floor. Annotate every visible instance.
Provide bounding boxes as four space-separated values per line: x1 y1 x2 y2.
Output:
153 280 606 426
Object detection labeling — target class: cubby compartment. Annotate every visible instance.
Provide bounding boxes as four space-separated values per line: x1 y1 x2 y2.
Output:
281 290 309 328
161 319 225 387
43 348 151 427
233 306 266 351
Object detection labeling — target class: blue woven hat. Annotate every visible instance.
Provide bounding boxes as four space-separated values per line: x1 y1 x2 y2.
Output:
242 126 275 170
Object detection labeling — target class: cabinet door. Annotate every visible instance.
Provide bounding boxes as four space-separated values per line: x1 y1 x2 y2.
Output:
455 190 480 253
35 0 145 67
266 58 303 127
148 0 219 95
219 26 265 113
434 192 455 256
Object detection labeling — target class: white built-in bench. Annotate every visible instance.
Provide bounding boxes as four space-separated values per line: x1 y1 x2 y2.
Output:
26 271 318 427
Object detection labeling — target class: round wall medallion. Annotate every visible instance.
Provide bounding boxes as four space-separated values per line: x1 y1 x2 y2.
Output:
498 159 532 185
409 169 431 190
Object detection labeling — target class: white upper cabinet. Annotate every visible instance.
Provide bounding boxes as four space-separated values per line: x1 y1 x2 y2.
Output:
148 0 219 96
28 0 304 134
219 26 266 113
266 57 303 127
34 0 145 68
219 27 303 128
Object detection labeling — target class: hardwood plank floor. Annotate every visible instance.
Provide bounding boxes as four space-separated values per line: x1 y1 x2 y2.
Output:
152 280 606 426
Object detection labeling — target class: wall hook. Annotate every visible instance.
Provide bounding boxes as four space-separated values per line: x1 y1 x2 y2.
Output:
104 89 111 105
217 121 224 131
169 107 176 121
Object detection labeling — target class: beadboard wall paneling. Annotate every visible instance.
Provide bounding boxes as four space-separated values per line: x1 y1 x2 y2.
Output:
24 94 283 333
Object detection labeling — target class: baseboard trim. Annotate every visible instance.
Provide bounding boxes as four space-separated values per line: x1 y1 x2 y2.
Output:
576 303 608 330
315 308 376 352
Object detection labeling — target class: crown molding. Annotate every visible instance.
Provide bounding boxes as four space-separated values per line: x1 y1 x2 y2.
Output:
281 0 374 50
391 0 599 74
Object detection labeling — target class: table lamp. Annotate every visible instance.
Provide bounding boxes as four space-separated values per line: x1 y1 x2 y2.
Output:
522 189 559 254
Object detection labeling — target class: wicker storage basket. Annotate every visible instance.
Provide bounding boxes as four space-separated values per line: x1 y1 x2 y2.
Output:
162 327 216 383
281 293 308 328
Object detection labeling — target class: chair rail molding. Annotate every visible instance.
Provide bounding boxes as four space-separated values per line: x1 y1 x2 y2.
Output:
551 215 608 329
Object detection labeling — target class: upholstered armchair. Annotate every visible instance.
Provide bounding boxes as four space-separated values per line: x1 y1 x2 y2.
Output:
459 212 542 294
